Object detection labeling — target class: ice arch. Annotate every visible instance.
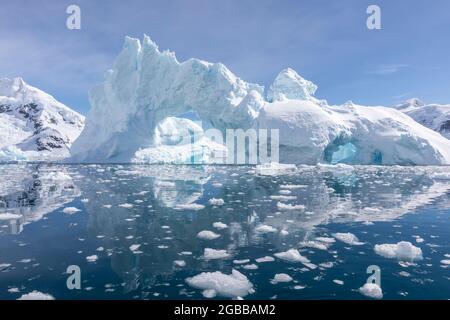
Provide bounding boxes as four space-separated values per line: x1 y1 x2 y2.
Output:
70 36 450 165
70 36 265 162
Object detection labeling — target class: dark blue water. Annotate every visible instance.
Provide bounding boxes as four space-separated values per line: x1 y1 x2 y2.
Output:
0 164 449 300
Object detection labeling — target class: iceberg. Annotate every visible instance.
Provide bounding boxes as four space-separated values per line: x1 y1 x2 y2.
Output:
70 36 450 165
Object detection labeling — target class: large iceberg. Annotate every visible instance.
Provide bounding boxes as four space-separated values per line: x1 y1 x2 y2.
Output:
70 36 450 165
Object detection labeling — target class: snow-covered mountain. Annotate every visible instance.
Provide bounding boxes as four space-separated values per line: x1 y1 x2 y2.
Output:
0 77 85 161
70 35 450 165
394 98 450 140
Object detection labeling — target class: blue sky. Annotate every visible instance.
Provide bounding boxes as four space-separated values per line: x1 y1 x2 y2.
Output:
1 0 450 114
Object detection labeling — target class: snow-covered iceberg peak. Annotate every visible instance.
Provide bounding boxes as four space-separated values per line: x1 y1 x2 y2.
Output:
267 68 317 102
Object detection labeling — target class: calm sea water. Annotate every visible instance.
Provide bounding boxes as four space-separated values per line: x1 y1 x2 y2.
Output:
0 164 449 300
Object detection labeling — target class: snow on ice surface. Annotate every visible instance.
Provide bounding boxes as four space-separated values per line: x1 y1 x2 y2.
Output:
274 249 316 269
359 283 383 299
271 273 293 284
0 77 84 162
333 233 364 245
70 35 450 165
203 248 231 260
17 291 55 300
197 230 221 240
186 269 254 298
374 241 423 261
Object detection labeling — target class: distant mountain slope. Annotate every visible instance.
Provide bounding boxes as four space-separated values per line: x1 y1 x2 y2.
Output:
0 77 85 161
395 98 450 140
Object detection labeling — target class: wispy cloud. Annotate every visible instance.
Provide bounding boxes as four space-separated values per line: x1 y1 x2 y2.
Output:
366 64 410 75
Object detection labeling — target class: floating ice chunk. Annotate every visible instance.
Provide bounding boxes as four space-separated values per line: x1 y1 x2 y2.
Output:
209 198 224 206
274 249 316 268
243 264 258 270
276 202 305 211
280 229 289 236
270 195 297 201
255 256 275 263
174 203 205 211
203 248 231 260
81 198 89 203
62 207 81 214
299 240 330 251
440 260 450 265
186 269 254 298
233 259 250 264
359 283 383 299
280 184 306 189
255 224 277 233
129 244 141 252
271 273 293 284
86 255 98 263
315 237 336 244
255 162 297 176
374 241 423 261
333 232 364 245
197 230 221 240
17 291 55 300
213 222 228 230
118 203 133 209
174 260 186 267
333 279 344 285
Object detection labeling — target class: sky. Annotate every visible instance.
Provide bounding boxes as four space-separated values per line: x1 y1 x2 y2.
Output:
1 0 450 115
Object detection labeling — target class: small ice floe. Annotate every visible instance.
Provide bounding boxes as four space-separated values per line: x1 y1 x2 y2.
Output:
180 251 193 255
118 203 133 209
271 273 293 284
8 287 19 293
413 235 425 243
62 207 81 214
255 162 297 176
186 269 254 298
440 260 450 265
243 264 258 270
212 182 223 188
233 259 250 265
333 279 344 285
102 205 112 209
213 222 228 230
280 229 289 236
270 195 297 201
280 184 306 189
274 249 316 269
359 283 383 299
299 240 330 251
81 198 89 203
255 224 277 233
255 256 275 263
129 244 141 252
17 291 55 300
319 262 334 269
294 285 306 290
333 232 364 245
276 202 305 211
174 203 205 211
197 230 220 240
86 255 98 263
374 241 423 261
203 248 231 260
315 237 336 244
209 198 224 206
174 260 186 267
96 247 104 252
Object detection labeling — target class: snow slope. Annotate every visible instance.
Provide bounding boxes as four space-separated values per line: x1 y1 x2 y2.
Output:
71 36 450 165
0 77 85 161
394 98 450 140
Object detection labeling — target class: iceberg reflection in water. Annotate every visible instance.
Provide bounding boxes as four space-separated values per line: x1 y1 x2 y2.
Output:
0 164 449 299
